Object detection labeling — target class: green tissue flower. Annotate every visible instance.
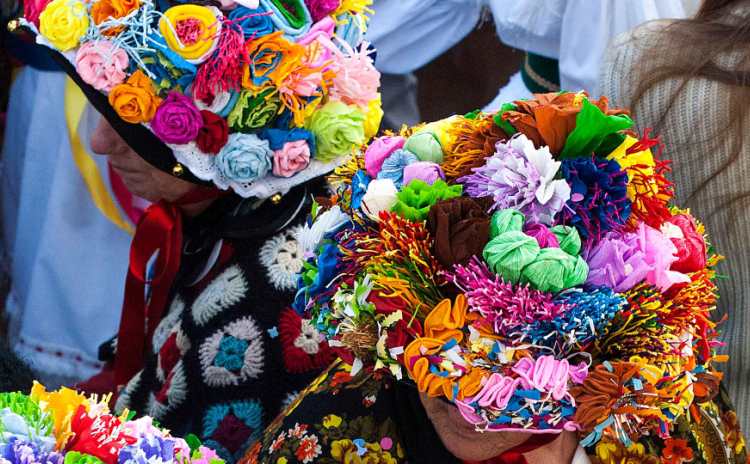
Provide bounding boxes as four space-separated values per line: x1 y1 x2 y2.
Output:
404 131 444 163
306 101 366 162
559 97 633 159
64 452 104 464
228 89 280 132
550 225 582 256
483 231 541 283
521 248 588 293
391 179 463 222
0 392 52 434
489 209 525 239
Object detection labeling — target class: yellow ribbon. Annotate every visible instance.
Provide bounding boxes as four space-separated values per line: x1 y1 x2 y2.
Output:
64 77 134 235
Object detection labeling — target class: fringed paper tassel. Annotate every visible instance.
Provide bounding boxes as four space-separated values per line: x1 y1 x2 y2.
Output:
192 19 246 103
443 114 508 180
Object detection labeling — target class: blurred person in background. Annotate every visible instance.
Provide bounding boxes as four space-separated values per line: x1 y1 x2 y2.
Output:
601 0 750 431
484 0 695 109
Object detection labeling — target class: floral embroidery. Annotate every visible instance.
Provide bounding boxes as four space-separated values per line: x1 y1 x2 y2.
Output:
259 226 305 291
294 435 321 463
661 438 694 464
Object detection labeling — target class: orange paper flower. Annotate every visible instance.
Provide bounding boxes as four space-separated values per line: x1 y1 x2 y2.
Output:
91 0 139 34
423 295 467 343
108 70 162 124
242 32 305 91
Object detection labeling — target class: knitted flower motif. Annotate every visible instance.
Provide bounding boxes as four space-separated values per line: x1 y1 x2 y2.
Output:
560 155 631 240
0 437 63 464
459 134 571 225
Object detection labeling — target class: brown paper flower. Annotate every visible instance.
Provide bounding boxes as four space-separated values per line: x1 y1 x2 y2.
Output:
503 92 629 154
426 196 493 268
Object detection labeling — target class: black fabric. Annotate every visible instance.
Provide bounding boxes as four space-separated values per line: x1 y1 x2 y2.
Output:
0 343 35 393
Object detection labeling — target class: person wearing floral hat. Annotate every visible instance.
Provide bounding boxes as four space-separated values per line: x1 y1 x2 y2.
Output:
242 92 747 464
11 0 381 461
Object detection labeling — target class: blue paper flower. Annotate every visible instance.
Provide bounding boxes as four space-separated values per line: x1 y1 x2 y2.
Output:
258 127 316 155
376 149 418 189
351 170 371 210
228 6 275 40
216 133 273 184
0 437 63 464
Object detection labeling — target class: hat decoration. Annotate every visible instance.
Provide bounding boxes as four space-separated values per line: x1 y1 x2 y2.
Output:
292 92 726 446
19 0 381 198
0 383 225 464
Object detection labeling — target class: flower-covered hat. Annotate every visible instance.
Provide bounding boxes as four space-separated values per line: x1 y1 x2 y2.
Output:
292 92 726 447
0 382 224 464
14 0 381 198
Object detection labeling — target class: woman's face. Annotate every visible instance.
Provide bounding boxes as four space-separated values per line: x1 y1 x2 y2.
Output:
419 393 579 462
90 117 195 203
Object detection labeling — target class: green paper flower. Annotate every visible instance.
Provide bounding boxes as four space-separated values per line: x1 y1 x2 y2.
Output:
560 97 633 159
63 452 104 464
306 101 366 162
391 179 463 222
550 225 582 256
403 131 443 163
521 248 588 293
489 209 525 239
483 230 541 283
0 392 53 436
227 89 280 132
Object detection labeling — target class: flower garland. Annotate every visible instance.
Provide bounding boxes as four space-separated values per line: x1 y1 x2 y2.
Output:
292 92 726 447
0 383 224 464
21 0 379 198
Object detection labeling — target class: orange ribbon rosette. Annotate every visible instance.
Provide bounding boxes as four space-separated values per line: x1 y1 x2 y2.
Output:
108 70 162 124
242 31 305 92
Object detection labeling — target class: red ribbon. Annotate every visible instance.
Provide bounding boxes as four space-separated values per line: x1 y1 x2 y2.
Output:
113 187 223 387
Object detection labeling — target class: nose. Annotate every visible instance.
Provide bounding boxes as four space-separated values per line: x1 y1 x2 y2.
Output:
90 117 126 156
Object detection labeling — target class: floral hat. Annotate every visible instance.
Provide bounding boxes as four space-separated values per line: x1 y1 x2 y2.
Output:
291 92 726 447
0 382 224 464
13 0 381 198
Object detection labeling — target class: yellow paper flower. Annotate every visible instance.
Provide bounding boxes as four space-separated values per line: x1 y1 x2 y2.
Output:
30 381 91 449
363 96 383 139
322 414 342 429
159 4 220 64
38 0 89 51
606 135 656 199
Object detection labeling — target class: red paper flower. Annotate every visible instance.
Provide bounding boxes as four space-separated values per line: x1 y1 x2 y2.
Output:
668 214 707 273
66 405 136 464
196 110 229 154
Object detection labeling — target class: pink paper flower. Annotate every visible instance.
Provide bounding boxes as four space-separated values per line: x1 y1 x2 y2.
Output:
305 0 340 22
364 135 404 177
75 41 129 92
273 140 311 177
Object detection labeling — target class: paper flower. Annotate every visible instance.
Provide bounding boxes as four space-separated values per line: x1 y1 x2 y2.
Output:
228 89 281 131
297 205 350 254
242 31 304 90
306 101 366 162
272 141 311 177
75 42 129 92
360 179 398 222
459 134 571 225
66 406 135 464
403 132 443 163
305 0 340 22
108 70 162 124
403 162 445 186
23 0 53 27
391 179 463 222
0 437 63 464
561 156 631 240
663 214 707 273
137 47 196 95
38 0 89 51
328 43 380 108
376 149 417 188
426 197 491 267
216 133 273 184
196 110 229 154
364 136 404 177
90 0 139 32
228 6 275 39
159 5 221 64
152 92 203 144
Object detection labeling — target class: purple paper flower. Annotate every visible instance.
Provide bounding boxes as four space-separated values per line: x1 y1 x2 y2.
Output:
523 223 559 248
0 438 63 464
118 434 178 464
458 134 570 225
585 222 690 292
151 91 203 144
